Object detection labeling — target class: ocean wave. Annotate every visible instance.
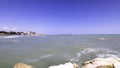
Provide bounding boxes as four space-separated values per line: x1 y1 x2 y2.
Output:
80 48 118 54
23 54 53 63
46 48 120 68
40 54 53 59
70 58 79 62
97 54 120 60
98 37 106 40
23 58 38 62
69 48 120 63
1 35 22 38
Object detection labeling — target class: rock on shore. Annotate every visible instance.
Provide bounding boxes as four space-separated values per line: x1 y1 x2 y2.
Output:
82 58 120 68
14 63 33 68
13 58 120 68
13 62 79 68
48 62 79 68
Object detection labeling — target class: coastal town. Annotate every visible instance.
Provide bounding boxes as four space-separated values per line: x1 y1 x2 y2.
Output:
0 31 43 36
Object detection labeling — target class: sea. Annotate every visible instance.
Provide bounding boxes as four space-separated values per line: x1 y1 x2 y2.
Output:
0 34 120 68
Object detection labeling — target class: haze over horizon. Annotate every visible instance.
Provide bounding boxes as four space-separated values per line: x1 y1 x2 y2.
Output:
0 0 120 34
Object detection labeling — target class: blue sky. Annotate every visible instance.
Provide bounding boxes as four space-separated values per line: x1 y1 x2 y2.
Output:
0 0 120 34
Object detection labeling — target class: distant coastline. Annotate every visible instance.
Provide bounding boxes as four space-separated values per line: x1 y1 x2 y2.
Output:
0 31 45 36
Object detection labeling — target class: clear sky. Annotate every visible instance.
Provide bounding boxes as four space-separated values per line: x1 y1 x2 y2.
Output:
0 0 120 34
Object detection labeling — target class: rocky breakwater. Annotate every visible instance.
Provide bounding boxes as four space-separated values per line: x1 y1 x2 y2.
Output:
82 58 120 68
13 62 79 68
13 58 120 68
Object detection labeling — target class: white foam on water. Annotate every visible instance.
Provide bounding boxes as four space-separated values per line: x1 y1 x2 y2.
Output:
98 38 106 40
80 48 117 54
24 54 52 63
77 53 81 58
80 48 98 54
70 58 79 62
40 54 53 59
69 53 81 62
2 35 22 38
23 54 53 62
69 48 120 62
97 54 120 60
24 58 38 62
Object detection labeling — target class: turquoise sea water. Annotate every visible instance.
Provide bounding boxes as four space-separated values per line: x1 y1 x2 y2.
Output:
0 35 120 68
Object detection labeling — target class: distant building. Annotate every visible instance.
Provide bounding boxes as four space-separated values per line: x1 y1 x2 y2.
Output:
26 31 36 35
